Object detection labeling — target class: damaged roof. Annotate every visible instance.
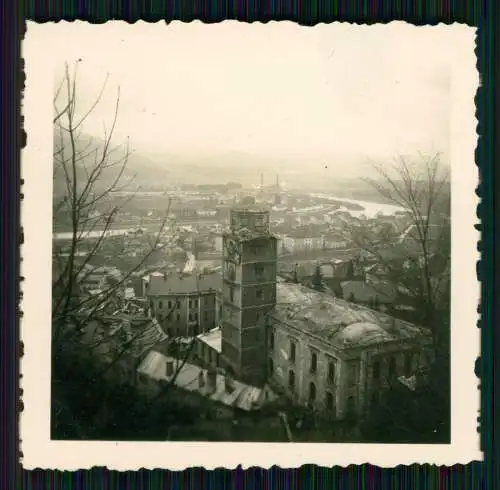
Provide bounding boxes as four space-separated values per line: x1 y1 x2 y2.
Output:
271 282 429 349
137 351 278 412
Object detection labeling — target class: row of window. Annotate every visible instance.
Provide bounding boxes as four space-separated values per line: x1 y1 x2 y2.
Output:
372 351 415 380
267 361 356 415
282 365 336 411
270 333 418 384
157 310 210 322
153 297 214 311
269 335 338 384
225 263 270 282
227 287 268 302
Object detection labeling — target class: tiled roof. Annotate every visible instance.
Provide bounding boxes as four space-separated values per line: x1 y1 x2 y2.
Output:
271 282 429 349
147 272 220 296
137 351 278 411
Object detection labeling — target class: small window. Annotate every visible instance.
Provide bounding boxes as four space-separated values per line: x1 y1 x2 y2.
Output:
188 313 193 321
204 311 208 321
309 382 316 402
176 312 180 321
176 300 181 308
327 361 336 383
288 370 295 391
256 289 264 300
229 287 235 302
255 265 264 279
326 392 334 411
310 352 318 374
290 341 296 362
167 328 173 337
348 364 358 386
167 300 172 309
158 300 163 309
269 332 274 350
372 360 381 380
194 312 198 321
371 391 379 408
268 358 274 375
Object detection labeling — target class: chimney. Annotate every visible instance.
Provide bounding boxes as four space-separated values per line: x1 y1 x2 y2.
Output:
198 370 206 389
166 360 174 377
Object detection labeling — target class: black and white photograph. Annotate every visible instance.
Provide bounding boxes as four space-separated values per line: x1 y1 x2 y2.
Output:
22 21 480 469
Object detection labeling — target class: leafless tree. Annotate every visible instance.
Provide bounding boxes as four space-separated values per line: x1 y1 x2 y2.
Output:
51 62 194 438
341 154 451 359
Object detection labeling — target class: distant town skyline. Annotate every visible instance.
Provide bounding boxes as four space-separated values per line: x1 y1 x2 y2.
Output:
48 22 454 177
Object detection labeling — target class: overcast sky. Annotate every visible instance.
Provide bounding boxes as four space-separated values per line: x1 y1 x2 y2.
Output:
45 22 457 173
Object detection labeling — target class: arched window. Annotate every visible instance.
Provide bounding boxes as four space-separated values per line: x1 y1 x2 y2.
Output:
290 341 296 362
309 382 316 402
328 361 336 384
288 370 295 391
326 392 334 411
310 352 318 374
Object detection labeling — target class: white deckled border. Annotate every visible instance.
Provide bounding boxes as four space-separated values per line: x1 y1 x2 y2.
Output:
20 20 480 470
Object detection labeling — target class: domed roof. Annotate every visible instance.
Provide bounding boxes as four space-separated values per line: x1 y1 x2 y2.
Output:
337 322 392 345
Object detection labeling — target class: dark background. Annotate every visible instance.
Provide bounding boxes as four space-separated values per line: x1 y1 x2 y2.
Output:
1 1 497 488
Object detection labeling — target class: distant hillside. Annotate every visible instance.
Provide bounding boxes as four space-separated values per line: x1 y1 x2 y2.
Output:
52 132 171 197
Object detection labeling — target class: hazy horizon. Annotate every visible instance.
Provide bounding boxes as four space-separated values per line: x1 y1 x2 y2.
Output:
50 22 454 181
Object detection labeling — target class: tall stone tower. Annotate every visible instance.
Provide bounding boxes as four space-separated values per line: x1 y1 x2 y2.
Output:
220 206 277 386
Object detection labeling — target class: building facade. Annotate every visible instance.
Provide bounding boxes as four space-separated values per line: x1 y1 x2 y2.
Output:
145 272 219 338
196 326 222 369
219 206 278 386
266 282 432 421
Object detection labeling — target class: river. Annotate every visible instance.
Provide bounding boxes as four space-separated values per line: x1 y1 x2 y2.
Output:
53 228 135 241
310 193 405 218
